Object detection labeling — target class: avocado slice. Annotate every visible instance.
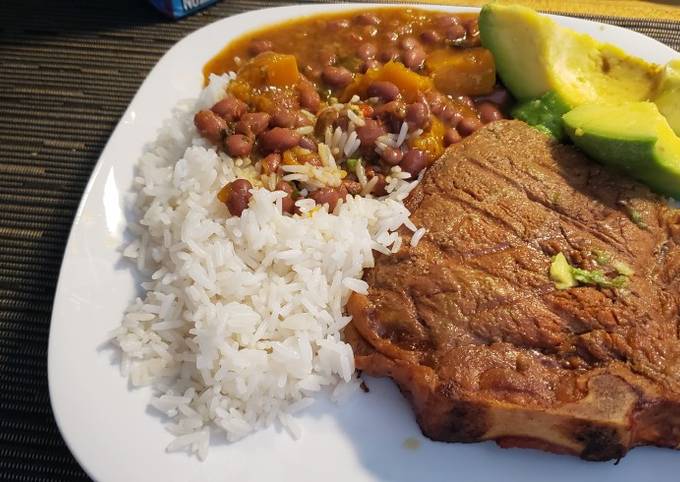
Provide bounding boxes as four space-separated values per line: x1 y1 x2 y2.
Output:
511 91 571 140
479 4 661 107
563 102 680 198
654 59 680 136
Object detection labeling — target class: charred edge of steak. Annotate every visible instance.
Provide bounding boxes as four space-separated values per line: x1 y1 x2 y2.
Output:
572 423 628 461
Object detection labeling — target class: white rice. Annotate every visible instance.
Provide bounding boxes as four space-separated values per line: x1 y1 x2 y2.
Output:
356 159 368 187
346 108 365 127
281 161 345 189
113 74 421 459
295 125 314 135
343 131 360 158
411 227 427 247
396 121 409 147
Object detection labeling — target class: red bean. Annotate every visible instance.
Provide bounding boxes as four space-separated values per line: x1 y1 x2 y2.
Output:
435 15 461 28
342 180 362 196
458 95 475 109
310 187 343 211
295 111 314 127
478 102 504 124
302 64 322 81
361 59 381 73
236 112 271 137
444 128 462 146
385 31 399 43
357 43 377 61
349 32 364 43
466 19 480 40
420 30 442 44
402 48 426 70
446 24 467 41
194 110 227 144
474 86 511 107
314 109 340 137
319 49 337 66
248 39 272 56
211 96 246 122
327 18 350 31
335 114 350 132
399 36 419 50
380 146 403 166
400 149 428 178
367 81 400 101
354 13 380 25
298 81 321 113
270 110 297 128
276 180 295 214
356 119 386 147
363 25 379 38
372 100 405 121
258 128 301 153
426 91 445 115
298 136 317 151
322 66 353 88
221 179 252 217
371 174 388 196
405 102 430 129
224 134 253 158
457 116 483 136
378 47 400 63
439 105 463 127
261 153 281 175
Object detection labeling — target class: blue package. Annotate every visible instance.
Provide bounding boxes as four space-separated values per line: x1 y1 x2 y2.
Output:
149 0 220 19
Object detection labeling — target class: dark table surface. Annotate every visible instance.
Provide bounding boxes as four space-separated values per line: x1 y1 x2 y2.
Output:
0 1 678 480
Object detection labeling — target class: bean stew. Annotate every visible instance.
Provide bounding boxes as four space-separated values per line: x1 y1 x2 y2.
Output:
197 8 511 216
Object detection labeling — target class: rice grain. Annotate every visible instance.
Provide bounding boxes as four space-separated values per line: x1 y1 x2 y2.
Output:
114 73 419 459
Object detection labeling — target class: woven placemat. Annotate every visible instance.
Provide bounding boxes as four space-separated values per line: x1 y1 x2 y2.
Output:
0 1 678 480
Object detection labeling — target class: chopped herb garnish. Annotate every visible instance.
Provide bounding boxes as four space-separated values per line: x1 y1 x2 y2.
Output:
624 204 648 229
570 267 607 286
550 252 631 290
345 157 360 173
592 249 611 265
612 260 635 277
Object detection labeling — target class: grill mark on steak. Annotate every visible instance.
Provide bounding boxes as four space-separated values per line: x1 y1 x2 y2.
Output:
450 147 633 258
346 121 680 460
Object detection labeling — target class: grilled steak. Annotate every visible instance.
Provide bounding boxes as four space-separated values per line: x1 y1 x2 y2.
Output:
345 120 680 461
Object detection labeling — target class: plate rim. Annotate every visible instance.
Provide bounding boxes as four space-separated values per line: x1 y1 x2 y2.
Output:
47 3 680 481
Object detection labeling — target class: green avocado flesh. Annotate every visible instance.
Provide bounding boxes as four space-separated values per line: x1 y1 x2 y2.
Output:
479 3 660 107
512 91 571 140
563 102 680 198
654 59 680 137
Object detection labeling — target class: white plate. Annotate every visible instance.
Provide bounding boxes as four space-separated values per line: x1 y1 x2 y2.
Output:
48 4 680 481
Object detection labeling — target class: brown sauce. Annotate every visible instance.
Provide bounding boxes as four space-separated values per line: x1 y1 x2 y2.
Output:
204 8 482 86
197 8 512 217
